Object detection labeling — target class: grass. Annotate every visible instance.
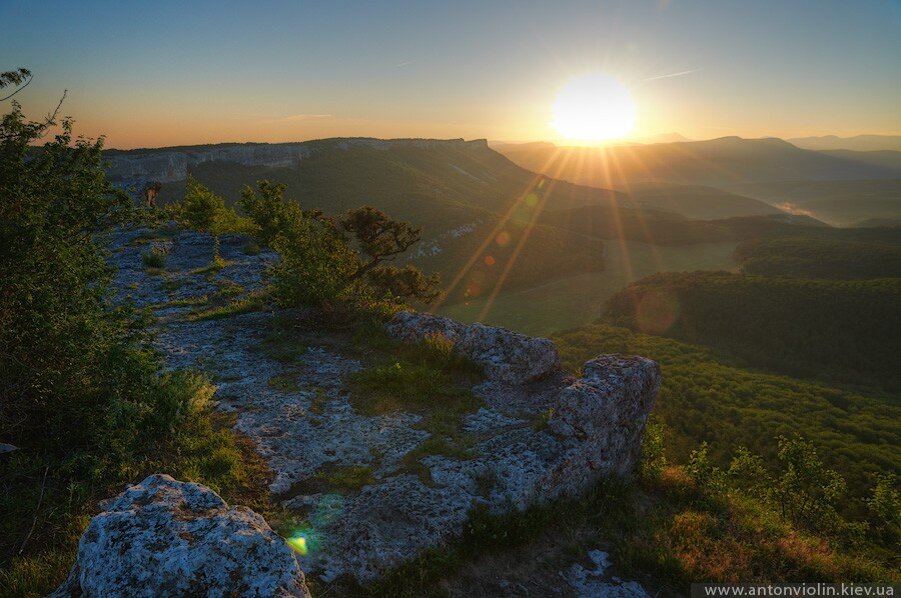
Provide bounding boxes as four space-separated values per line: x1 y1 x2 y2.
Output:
186 289 268 321
127 225 180 246
0 375 274 598
346 332 483 484
327 462 896 598
439 240 738 337
267 374 299 393
166 295 209 307
282 463 376 498
242 241 261 256
190 256 232 276
161 278 187 292
141 248 167 270
399 436 478 486
531 408 554 431
260 314 309 362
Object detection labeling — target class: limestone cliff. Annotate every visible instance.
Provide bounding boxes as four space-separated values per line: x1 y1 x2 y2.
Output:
105 138 490 184
56 229 659 592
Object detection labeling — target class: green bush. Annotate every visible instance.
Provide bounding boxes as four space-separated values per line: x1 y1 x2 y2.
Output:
238 180 439 309
141 247 167 269
0 94 268 595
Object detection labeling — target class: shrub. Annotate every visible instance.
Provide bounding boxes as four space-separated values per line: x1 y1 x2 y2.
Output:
0 99 141 449
0 80 269 597
142 246 167 269
238 180 439 309
174 177 256 236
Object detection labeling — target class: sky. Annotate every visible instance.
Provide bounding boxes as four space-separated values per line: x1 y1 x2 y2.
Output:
2 0 900 149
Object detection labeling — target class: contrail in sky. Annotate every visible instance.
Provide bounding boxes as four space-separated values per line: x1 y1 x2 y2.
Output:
642 69 698 81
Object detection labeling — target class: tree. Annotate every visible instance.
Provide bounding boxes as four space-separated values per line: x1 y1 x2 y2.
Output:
0 97 180 453
237 180 304 244
180 175 224 232
340 206 440 303
239 181 439 308
0 68 32 101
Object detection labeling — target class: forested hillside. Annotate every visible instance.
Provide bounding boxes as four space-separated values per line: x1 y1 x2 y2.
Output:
552 322 900 508
603 271 901 390
736 236 901 279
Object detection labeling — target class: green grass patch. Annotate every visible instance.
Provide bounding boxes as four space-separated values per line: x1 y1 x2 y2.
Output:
127 225 180 246
187 289 267 321
0 372 273 597
260 314 309 363
531 408 554 432
242 241 261 256
190 257 232 276
161 278 187 292
155 295 208 309
141 248 167 270
283 463 376 498
267 375 300 393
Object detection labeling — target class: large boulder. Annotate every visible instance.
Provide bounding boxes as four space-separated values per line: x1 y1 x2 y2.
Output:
51 474 310 598
386 311 561 385
549 355 661 483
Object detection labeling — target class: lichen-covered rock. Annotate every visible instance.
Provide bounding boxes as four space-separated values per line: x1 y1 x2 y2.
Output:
102 230 661 584
385 310 466 344
51 474 311 598
387 311 561 384
550 355 661 476
563 549 650 597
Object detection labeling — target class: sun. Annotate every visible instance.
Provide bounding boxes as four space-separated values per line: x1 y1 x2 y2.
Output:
551 73 636 142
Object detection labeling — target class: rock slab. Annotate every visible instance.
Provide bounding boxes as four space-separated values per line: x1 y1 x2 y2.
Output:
51 474 311 598
386 310 561 385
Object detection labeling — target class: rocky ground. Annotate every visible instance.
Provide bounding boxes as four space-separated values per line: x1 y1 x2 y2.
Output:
81 227 659 596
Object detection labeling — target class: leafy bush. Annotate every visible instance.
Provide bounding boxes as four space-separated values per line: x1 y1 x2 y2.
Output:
0 93 268 595
141 246 167 269
1 101 140 449
238 180 439 309
171 176 257 236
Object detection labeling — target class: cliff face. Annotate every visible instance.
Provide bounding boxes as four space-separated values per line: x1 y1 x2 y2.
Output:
105 138 490 183
60 228 658 590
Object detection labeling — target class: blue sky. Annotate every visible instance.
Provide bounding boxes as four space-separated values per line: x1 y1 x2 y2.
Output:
2 0 899 147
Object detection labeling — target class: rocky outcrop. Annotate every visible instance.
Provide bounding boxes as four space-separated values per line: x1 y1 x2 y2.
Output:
387 310 561 385
51 474 311 598
105 138 490 184
102 230 661 584
562 549 650 597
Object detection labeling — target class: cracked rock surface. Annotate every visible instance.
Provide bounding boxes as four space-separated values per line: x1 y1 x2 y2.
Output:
51 474 311 598
88 229 661 584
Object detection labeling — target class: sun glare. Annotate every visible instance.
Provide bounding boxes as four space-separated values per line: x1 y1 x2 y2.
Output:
551 73 636 142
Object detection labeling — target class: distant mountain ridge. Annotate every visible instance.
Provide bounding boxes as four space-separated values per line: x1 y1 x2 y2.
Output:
105 138 490 184
788 134 901 152
496 136 901 189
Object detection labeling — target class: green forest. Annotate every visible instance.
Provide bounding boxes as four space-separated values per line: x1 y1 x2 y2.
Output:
603 271 901 390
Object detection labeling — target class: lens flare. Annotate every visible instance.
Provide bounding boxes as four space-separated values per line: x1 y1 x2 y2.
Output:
287 533 308 555
636 290 680 334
